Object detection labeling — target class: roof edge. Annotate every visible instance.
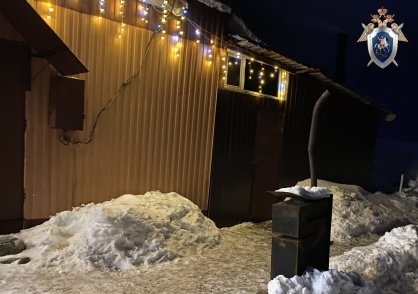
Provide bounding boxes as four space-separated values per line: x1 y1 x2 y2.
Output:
0 0 88 76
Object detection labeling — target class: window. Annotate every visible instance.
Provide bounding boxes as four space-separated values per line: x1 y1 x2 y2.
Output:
226 55 241 87
223 50 289 100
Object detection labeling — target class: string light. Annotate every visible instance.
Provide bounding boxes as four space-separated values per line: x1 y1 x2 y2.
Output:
172 34 180 43
118 0 125 38
161 0 168 25
138 2 149 24
206 48 213 65
174 42 181 57
195 29 201 43
99 0 106 17
44 1 54 21
221 55 227 81
278 70 289 100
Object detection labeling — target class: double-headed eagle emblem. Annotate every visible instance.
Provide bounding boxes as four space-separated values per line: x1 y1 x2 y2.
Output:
358 7 407 69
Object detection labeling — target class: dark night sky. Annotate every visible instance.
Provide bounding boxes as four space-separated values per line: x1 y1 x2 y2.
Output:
220 0 418 190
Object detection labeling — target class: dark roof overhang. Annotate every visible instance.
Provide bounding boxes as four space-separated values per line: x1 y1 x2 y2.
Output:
0 0 88 76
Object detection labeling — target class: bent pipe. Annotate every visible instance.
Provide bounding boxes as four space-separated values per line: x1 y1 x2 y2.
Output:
308 90 331 187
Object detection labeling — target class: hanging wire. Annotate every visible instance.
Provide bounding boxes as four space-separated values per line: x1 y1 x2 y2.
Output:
185 17 221 46
59 0 178 145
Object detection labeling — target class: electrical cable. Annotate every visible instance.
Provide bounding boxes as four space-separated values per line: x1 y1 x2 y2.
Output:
59 0 178 145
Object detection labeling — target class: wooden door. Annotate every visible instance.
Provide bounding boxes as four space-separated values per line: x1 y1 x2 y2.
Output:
250 111 284 220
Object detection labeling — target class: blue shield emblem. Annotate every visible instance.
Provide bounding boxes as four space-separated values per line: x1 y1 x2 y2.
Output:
372 31 393 62
358 7 407 69
367 27 398 68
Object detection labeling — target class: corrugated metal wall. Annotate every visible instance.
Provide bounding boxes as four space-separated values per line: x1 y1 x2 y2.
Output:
25 1 222 219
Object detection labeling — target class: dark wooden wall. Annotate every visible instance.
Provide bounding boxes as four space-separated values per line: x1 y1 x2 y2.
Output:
281 74 381 190
209 75 383 227
316 92 380 189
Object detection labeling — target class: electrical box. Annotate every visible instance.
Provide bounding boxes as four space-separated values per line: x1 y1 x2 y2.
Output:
49 75 85 130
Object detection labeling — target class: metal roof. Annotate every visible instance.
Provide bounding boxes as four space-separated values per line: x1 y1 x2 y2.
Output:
0 0 88 76
227 35 396 122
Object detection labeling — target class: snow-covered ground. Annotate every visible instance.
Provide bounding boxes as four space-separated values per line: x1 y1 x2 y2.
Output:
0 180 417 293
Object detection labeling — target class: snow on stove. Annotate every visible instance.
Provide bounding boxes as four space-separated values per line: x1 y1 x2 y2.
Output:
276 185 331 200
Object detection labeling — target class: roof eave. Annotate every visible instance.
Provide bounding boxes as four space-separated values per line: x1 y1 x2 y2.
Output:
0 0 88 76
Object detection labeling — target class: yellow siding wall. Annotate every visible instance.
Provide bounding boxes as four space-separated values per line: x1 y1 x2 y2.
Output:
25 1 221 218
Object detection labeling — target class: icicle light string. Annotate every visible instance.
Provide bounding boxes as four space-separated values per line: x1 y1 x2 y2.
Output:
59 0 177 145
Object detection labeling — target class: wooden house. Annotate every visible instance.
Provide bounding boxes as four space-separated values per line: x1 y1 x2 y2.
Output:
0 0 393 232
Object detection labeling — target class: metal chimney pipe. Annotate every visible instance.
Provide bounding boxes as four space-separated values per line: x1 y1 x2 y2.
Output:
308 90 331 187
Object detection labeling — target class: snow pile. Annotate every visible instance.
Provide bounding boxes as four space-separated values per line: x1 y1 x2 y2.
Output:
297 179 416 241
276 186 330 200
403 175 418 197
5 191 220 272
330 224 418 291
268 224 418 294
268 269 371 294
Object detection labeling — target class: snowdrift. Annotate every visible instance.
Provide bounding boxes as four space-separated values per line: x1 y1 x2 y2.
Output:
297 179 417 241
268 224 418 294
8 191 220 272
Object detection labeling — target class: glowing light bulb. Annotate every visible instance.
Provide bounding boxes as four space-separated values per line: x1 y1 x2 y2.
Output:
172 35 180 43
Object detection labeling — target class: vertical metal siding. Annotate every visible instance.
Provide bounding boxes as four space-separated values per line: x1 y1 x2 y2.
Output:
25 1 221 219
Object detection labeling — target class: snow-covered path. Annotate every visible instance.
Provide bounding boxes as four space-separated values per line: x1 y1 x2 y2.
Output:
1 180 417 294
1 222 272 294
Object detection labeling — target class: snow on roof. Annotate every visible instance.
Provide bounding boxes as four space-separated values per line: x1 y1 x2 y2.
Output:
195 0 263 43
196 0 232 13
7 191 220 272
